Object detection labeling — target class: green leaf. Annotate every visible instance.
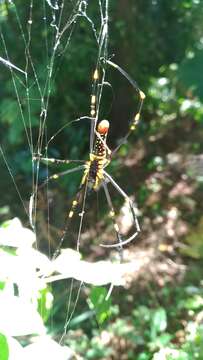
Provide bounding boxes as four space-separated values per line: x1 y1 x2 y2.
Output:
151 307 167 340
88 287 112 325
0 282 5 291
0 333 9 360
68 311 93 328
184 295 203 310
137 353 151 360
149 333 172 351
37 287 53 323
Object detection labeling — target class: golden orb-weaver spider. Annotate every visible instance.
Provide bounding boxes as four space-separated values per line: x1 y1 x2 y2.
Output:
34 60 145 255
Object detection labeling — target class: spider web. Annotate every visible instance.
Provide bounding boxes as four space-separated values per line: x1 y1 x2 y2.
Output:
0 0 142 345
0 1 111 240
0 0 117 339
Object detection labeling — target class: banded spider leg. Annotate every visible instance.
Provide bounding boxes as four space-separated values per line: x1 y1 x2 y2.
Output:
100 170 140 248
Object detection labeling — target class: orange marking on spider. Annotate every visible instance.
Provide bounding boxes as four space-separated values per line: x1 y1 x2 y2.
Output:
97 120 109 134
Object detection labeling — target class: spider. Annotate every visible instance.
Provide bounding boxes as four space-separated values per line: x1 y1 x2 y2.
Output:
33 60 145 254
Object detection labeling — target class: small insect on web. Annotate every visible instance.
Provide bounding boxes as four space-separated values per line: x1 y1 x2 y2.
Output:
34 59 145 257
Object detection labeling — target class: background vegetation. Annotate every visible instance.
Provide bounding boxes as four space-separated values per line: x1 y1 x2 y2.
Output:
0 0 203 359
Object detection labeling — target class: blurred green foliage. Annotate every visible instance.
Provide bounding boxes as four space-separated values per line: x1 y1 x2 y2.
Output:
0 333 9 360
66 283 203 359
88 287 112 325
181 217 203 259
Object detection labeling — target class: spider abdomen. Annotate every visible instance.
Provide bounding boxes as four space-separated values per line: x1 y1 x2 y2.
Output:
88 156 106 190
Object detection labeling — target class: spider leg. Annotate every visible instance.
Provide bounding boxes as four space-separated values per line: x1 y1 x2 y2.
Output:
37 164 86 190
101 181 124 256
52 173 88 259
89 42 108 153
89 68 99 153
104 170 140 231
33 155 85 165
30 164 86 231
99 170 140 248
105 59 145 156
88 60 145 160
